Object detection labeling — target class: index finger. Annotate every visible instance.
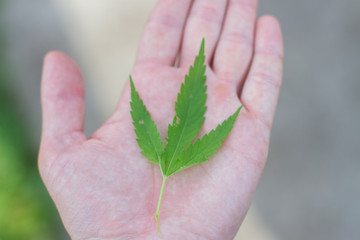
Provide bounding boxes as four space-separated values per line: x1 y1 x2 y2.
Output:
135 0 193 66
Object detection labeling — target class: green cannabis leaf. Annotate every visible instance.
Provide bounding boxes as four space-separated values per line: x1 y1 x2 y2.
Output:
161 39 207 176
130 77 163 164
129 39 243 233
165 106 242 177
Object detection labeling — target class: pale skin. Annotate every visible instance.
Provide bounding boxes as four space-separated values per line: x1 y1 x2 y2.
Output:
39 0 283 239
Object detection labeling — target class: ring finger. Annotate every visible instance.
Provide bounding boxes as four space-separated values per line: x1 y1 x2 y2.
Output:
213 0 258 90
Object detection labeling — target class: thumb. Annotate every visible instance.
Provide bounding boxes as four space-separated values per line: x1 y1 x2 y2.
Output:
39 51 86 177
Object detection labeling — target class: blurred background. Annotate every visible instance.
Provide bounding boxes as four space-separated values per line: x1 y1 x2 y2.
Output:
0 0 359 239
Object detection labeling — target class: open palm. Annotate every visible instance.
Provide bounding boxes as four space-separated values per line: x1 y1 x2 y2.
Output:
39 0 283 239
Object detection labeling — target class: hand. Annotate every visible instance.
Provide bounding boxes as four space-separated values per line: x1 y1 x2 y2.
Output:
39 0 283 239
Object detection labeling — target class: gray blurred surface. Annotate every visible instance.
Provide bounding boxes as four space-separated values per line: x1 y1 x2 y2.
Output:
3 0 360 239
3 0 102 144
256 1 360 239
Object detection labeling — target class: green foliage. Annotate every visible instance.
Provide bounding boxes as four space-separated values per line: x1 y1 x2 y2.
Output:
0 3 62 238
130 39 242 232
0 68 59 240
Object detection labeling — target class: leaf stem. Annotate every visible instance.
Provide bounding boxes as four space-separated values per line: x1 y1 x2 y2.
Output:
155 176 167 234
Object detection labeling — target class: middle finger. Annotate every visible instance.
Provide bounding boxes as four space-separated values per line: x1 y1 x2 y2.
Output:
179 0 228 69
